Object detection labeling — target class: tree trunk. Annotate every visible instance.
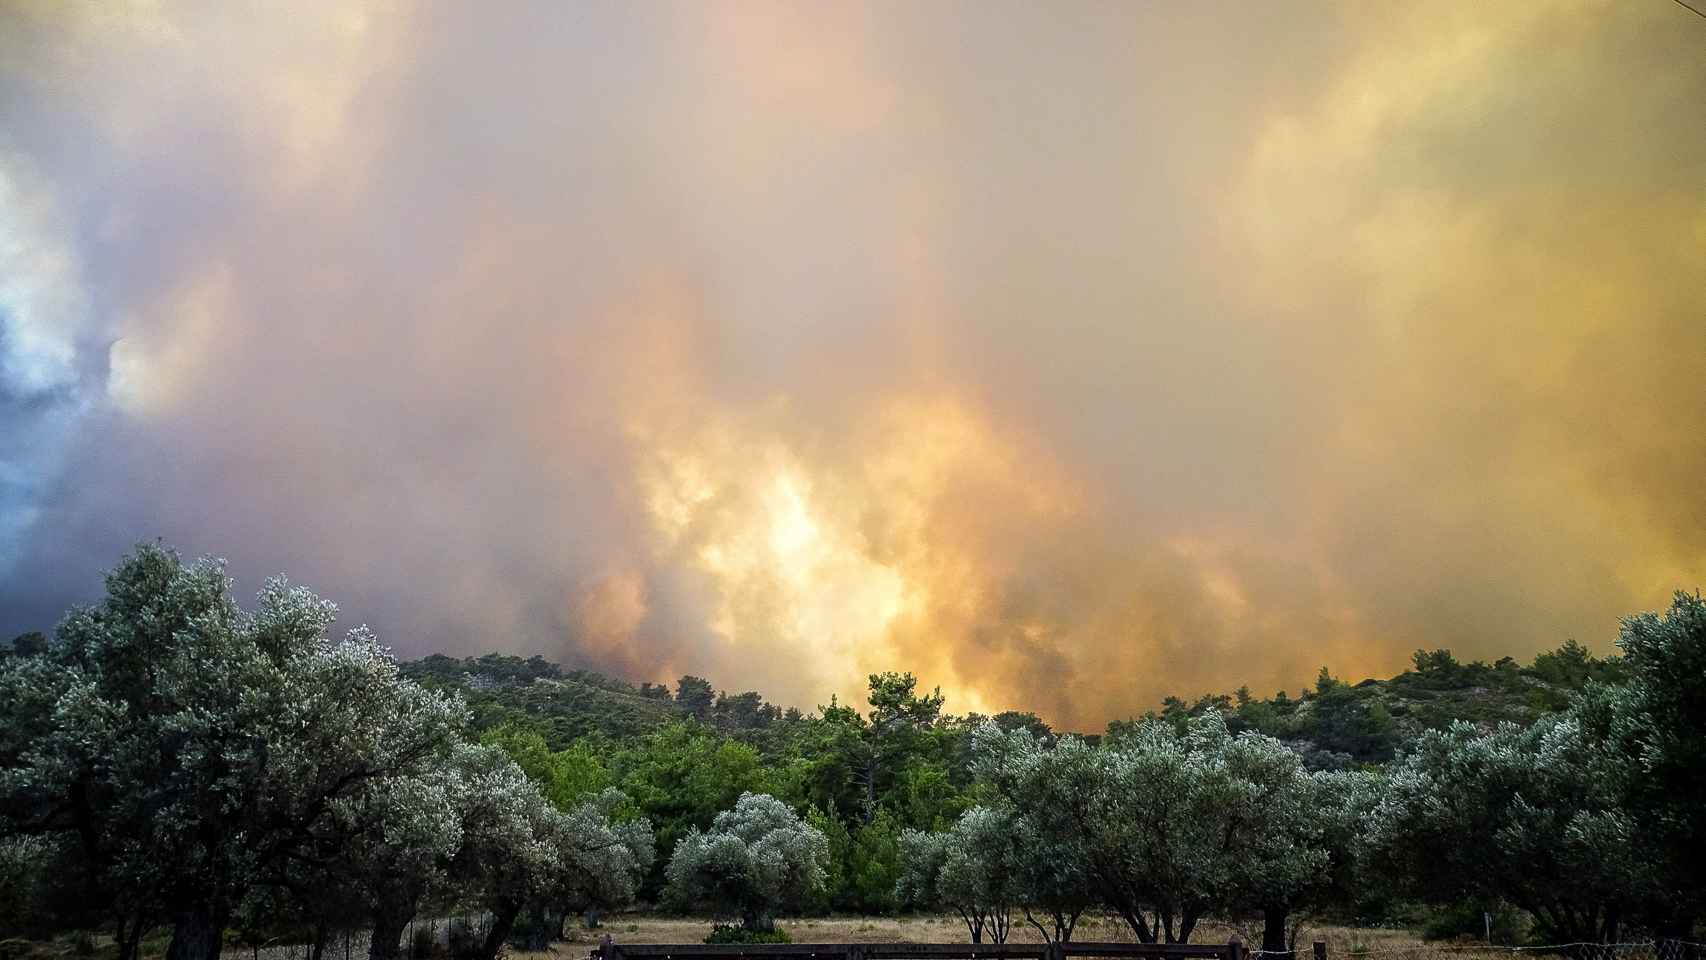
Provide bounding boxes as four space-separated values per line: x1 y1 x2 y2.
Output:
518 906 551 952
1057 910 1080 945
116 911 148 960
742 909 775 934
1118 909 1156 944
1600 908 1619 946
862 758 878 826
480 903 522 960
1023 908 1076 945
166 904 227 960
369 908 412 960
1263 907 1290 955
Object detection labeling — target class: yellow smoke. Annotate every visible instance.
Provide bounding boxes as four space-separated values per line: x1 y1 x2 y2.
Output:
4 0 1702 729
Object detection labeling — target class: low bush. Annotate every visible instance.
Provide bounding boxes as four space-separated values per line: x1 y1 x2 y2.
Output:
704 925 792 945
1420 901 1526 944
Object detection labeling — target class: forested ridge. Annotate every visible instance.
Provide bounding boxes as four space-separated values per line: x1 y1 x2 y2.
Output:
2 545 1700 960
399 635 1625 766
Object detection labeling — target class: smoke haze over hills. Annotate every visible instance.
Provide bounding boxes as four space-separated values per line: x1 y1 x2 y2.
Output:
2 1 1703 727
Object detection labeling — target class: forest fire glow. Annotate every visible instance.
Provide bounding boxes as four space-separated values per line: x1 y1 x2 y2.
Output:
627 393 1077 716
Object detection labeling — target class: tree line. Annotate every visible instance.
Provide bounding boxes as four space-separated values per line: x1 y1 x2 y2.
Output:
3 544 1703 958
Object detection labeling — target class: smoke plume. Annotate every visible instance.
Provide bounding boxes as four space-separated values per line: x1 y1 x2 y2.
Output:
2 1 1702 728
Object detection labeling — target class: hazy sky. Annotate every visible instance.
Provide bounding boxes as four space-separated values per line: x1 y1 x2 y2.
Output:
2 1 1702 728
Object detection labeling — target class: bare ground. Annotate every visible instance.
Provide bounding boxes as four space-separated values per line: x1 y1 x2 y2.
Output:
540 915 1431 954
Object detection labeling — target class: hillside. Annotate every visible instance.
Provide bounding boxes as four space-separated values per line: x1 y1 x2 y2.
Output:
401 639 1624 766
402 653 686 742
1137 640 1627 766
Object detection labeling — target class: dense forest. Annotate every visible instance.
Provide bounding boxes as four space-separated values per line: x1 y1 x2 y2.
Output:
2 545 1701 960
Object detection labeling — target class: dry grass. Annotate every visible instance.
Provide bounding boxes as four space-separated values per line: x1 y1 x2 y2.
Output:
540 915 1430 952
0 915 1431 960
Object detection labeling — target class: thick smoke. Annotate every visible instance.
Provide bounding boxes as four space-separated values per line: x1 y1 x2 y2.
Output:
2 1 1702 728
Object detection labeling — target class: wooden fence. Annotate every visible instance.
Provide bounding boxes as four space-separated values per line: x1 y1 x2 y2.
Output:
591 939 1249 960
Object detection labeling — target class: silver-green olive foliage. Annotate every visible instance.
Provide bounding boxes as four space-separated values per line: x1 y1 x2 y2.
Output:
0 545 468 960
971 714 1359 945
897 806 1023 943
445 743 648 957
1362 592 1706 943
558 788 654 917
1601 592 1706 929
1214 722 1376 949
570 786 657 912
664 792 829 931
1363 714 1651 943
317 761 464 960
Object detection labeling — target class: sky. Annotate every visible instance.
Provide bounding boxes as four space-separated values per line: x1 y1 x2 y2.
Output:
1 0 1702 729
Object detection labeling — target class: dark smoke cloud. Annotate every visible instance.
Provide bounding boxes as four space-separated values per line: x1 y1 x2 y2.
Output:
1 0 1702 728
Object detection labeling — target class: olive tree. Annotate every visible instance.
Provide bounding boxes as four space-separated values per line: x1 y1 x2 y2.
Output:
664 792 829 932
447 744 566 959
329 766 463 960
557 788 654 932
975 714 1349 946
1008 807 1095 944
554 793 652 934
1592 593 1706 935
1300 769 1380 933
897 807 1022 943
1213 723 1374 953
235 753 466 960
973 719 1234 943
0 545 464 960
448 746 649 958
1362 715 1650 944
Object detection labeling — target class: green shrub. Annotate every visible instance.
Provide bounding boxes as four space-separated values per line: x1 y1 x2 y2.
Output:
704 925 791 945
1421 900 1525 944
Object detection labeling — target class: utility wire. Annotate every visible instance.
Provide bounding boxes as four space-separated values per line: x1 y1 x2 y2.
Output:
1672 0 1706 21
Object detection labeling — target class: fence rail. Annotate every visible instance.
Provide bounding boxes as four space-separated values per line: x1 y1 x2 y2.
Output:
1247 942 1706 960
593 940 1706 960
593 940 1246 960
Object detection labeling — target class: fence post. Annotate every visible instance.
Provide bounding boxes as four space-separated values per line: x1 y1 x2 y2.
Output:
1048 941 1066 960
1314 943 1327 960
1228 935 1245 960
